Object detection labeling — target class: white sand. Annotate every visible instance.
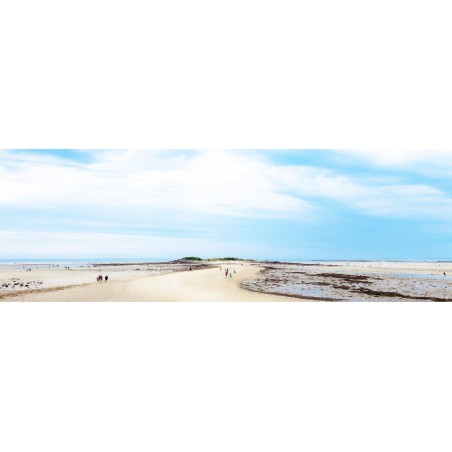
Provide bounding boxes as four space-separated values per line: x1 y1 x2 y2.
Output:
0 265 292 302
2 260 451 302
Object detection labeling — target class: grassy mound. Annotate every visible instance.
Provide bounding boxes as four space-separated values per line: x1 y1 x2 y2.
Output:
209 257 254 261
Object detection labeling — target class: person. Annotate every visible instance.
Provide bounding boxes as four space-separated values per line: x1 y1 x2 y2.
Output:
230 272 232 278
105 275 109 281
190 266 192 271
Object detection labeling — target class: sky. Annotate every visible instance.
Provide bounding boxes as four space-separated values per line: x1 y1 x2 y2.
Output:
0 149 451 260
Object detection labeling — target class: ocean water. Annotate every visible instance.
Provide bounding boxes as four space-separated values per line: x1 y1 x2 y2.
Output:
392 273 452 281
0 258 167 269
292 259 452 264
1 257 451 268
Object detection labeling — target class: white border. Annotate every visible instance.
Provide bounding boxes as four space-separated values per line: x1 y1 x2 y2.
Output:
1 1 452 451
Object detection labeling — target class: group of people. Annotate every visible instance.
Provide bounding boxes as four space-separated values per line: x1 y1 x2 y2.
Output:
222 268 236 279
96 274 108 282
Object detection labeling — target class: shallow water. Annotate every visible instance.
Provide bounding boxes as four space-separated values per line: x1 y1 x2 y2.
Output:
276 284 339 299
391 273 452 281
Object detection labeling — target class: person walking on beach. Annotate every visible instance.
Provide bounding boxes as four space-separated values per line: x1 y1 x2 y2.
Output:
225 269 228 277
105 275 108 281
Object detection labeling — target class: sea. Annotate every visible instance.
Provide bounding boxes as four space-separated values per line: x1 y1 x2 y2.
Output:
0 257 451 271
0 258 168 269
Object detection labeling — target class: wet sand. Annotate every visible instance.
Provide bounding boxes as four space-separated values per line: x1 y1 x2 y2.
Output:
241 261 452 302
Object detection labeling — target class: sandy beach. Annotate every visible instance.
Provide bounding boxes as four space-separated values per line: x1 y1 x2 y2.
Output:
0 262 292 302
1 260 451 302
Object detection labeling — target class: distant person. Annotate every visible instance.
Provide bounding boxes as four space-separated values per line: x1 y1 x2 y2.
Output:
190 266 192 271
105 275 109 281
230 272 232 278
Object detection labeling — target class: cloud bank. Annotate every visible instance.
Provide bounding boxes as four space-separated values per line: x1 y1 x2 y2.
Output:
1 149 451 258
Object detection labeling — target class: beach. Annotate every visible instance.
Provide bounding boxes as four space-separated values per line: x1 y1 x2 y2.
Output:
1 260 451 302
242 261 452 302
0 261 291 302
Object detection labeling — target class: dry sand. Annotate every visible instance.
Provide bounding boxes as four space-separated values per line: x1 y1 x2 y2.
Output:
0 264 292 302
2 260 451 302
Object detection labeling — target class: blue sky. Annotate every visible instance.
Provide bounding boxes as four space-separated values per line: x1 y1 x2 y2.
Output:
1 149 451 260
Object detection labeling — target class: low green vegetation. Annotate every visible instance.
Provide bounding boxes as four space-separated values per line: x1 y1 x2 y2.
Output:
180 256 257 262
208 257 255 262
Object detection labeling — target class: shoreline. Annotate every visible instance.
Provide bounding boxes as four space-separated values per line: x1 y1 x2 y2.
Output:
0 263 292 302
1 259 451 302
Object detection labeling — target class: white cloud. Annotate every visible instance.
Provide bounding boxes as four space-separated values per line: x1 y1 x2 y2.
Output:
1 150 451 228
263 163 452 220
353 184 452 218
336 149 452 167
0 150 315 219
0 230 263 259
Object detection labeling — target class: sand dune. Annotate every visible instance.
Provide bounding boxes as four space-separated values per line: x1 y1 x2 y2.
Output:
1 265 293 302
